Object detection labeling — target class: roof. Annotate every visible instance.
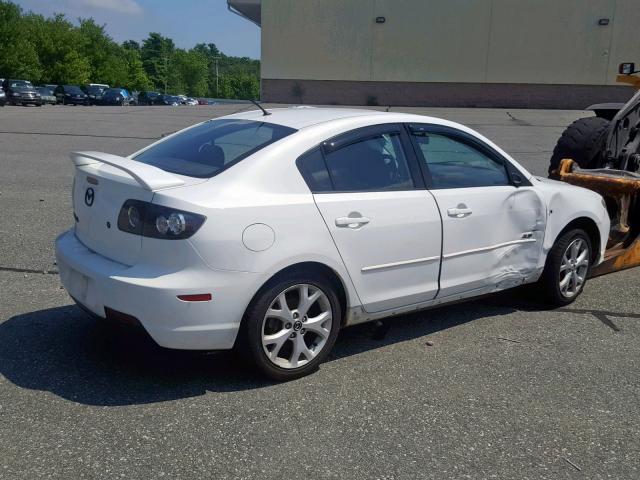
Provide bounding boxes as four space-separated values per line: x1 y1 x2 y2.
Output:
227 0 261 26
225 107 390 130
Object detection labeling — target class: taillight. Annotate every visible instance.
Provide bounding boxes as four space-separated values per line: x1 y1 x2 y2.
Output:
117 200 205 240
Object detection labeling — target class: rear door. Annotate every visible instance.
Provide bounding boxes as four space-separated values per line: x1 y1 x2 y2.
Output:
299 125 443 313
407 124 545 298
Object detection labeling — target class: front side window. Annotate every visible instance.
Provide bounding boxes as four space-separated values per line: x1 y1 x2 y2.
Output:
323 133 414 192
412 132 509 189
134 119 297 178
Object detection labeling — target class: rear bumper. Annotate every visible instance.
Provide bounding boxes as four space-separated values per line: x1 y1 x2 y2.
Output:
55 229 262 350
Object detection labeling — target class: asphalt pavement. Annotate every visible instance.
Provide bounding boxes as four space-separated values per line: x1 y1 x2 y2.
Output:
0 104 639 479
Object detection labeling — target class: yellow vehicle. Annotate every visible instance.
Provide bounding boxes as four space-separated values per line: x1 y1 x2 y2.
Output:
550 63 640 276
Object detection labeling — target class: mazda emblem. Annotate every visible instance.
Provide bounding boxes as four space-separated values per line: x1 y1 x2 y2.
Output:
85 187 95 207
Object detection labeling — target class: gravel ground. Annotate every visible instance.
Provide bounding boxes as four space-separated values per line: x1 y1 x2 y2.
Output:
0 104 639 479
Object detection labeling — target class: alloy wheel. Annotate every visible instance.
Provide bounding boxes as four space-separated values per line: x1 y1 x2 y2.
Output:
559 238 589 298
261 283 333 369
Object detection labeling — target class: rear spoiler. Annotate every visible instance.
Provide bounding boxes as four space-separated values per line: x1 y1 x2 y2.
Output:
70 151 185 191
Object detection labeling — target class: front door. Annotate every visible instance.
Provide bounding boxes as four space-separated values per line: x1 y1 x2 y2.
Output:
407 124 545 298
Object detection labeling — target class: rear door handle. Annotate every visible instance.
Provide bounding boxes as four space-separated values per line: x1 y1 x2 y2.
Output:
447 205 473 218
335 216 370 228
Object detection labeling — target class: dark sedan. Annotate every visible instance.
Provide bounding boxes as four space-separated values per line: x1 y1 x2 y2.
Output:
137 91 163 105
99 88 131 106
36 87 57 105
2 79 42 106
83 85 107 105
54 85 89 105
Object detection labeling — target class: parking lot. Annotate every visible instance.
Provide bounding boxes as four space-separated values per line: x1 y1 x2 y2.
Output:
1 104 639 479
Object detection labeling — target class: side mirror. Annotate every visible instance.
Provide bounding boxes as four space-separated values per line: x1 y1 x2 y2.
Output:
619 62 636 75
512 173 524 187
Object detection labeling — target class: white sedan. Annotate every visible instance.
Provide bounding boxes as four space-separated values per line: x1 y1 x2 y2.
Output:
55 108 610 380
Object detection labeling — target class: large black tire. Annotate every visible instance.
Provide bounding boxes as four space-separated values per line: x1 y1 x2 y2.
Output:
536 229 592 307
549 116 610 175
239 271 342 381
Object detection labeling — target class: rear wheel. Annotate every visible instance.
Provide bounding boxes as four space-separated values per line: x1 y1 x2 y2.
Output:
549 116 610 174
537 229 592 306
240 273 341 380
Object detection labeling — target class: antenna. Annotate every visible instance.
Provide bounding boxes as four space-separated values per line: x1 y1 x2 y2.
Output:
250 99 271 116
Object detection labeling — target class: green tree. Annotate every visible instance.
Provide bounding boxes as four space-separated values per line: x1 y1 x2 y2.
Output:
50 50 91 84
0 2 42 80
0 1 260 98
141 32 174 92
122 40 140 51
173 49 209 96
123 48 151 91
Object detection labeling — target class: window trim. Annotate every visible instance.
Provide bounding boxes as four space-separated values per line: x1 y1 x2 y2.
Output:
296 124 426 194
405 123 531 189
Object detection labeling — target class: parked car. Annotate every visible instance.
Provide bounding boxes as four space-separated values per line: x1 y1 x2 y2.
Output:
2 79 42 106
0 88 5 106
55 85 89 105
99 88 131 106
83 85 107 105
36 86 57 105
55 108 610 380
137 91 163 105
184 97 198 106
160 94 181 106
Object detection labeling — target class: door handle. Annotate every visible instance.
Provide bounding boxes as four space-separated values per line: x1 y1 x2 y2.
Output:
447 204 473 218
335 216 370 228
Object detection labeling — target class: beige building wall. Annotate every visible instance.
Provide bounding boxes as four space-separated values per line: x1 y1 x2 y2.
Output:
258 0 640 107
261 0 639 85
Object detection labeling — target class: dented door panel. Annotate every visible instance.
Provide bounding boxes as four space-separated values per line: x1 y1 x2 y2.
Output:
432 186 546 298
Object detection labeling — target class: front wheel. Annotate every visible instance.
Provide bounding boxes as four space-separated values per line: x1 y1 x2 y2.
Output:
537 229 592 306
240 273 341 380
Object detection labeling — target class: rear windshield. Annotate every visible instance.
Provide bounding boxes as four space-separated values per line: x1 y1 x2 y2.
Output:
133 119 297 178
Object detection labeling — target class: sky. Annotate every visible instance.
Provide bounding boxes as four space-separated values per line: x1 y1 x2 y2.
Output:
14 0 261 59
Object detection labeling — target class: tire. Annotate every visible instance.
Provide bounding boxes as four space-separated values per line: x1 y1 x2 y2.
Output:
239 272 342 380
549 116 610 175
537 229 592 307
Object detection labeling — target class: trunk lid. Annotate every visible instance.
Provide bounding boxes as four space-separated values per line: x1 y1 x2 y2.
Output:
71 151 202 266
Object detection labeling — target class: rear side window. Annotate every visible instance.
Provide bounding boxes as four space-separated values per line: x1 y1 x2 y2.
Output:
297 149 332 192
134 119 297 178
324 133 414 192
